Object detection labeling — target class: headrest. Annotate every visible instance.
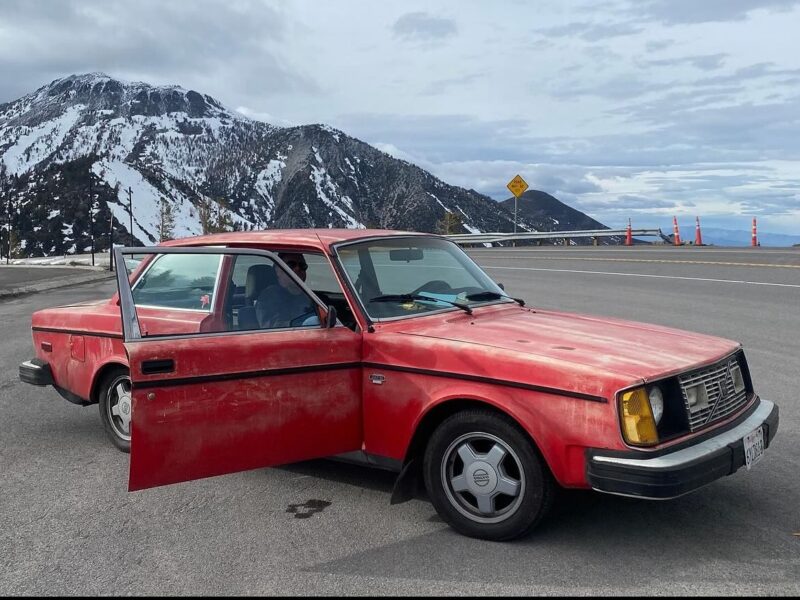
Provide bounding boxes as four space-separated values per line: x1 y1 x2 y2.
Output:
245 263 277 301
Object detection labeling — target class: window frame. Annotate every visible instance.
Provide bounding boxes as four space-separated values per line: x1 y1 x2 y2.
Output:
115 246 335 342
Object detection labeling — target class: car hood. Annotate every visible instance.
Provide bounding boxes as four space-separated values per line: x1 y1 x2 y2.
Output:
390 304 740 382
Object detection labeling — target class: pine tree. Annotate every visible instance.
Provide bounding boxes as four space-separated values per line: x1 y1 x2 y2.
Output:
197 196 214 235
7 230 20 259
212 197 234 233
158 197 175 242
437 211 463 235
197 196 233 234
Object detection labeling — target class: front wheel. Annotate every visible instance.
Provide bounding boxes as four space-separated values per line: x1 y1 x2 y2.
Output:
98 367 132 453
423 409 554 541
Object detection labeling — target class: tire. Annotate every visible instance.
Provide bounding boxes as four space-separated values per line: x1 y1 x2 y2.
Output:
423 409 554 541
98 367 132 453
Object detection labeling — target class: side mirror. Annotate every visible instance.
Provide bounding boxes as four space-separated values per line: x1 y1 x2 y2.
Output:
325 305 338 329
497 282 505 291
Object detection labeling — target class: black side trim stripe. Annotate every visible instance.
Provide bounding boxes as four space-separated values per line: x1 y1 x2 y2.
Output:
132 359 606 403
132 361 362 390
32 326 123 339
363 362 607 403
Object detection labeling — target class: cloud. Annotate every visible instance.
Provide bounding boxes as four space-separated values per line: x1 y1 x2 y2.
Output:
641 53 727 71
645 39 674 52
391 12 457 42
0 0 318 105
234 106 296 127
536 21 643 41
630 0 800 24
1 0 799 234
335 112 534 163
420 73 481 96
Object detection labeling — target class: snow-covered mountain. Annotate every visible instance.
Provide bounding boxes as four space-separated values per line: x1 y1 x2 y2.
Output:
0 73 610 257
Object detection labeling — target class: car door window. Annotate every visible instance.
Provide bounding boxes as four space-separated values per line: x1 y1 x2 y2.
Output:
132 253 222 311
303 253 358 331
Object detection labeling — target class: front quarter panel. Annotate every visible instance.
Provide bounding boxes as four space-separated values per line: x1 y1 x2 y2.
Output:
362 330 629 488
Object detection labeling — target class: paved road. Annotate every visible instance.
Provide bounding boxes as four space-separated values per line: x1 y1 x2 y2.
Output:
1 247 798 595
0 265 114 298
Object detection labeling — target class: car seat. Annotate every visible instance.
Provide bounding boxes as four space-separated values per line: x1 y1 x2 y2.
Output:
238 263 276 329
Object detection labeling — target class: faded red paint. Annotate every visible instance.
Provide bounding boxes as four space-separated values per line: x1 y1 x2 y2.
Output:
26 229 749 494
126 327 362 491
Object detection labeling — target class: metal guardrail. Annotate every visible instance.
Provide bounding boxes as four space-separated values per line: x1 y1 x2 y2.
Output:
445 228 668 244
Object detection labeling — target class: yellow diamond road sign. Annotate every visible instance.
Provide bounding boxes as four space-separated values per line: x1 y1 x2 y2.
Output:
507 174 528 198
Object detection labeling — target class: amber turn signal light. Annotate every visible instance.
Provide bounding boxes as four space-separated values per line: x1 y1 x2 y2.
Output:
620 387 659 446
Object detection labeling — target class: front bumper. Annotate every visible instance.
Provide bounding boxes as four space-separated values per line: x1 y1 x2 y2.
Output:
586 398 778 499
19 358 54 386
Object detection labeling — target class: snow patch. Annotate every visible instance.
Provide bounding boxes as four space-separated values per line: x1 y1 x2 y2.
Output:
2 104 85 174
93 159 203 243
253 158 286 223
427 192 449 212
318 124 341 142
309 165 363 229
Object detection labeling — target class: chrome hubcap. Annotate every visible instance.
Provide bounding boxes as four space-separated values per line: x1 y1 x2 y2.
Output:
108 377 132 441
441 432 525 524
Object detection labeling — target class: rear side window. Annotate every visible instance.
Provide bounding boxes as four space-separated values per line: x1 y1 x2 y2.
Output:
132 253 222 311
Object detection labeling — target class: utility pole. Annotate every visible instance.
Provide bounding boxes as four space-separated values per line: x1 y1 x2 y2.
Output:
109 208 114 272
127 186 133 242
2 173 8 265
6 195 12 265
88 169 95 266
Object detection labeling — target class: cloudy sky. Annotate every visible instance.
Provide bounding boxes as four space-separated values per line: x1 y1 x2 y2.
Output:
2 0 800 235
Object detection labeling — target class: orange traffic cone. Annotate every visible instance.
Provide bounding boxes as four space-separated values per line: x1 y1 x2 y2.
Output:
752 217 759 247
672 216 681 246
625 218 633 246
694 216 703 246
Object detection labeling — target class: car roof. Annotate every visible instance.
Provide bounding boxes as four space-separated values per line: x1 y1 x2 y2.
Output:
159 228 434 251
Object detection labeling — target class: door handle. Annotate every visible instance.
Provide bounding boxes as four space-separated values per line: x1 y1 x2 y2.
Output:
141 359 175 375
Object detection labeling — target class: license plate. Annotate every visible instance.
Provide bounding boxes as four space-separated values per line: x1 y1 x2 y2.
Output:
743 426 765 470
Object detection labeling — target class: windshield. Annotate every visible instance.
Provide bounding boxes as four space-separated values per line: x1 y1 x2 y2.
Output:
336 236 512 320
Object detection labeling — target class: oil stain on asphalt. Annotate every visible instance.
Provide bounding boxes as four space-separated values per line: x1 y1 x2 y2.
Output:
286 499 332 519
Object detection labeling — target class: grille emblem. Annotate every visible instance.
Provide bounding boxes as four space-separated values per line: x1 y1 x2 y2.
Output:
704 364 734 425
681 356 748 431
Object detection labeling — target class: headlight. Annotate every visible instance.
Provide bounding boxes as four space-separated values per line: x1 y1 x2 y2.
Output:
648 386 664 424
685 383 709 409
730 364 745 394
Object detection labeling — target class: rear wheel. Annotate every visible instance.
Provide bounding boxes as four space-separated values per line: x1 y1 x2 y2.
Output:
98 367 132 453
423 409 554 541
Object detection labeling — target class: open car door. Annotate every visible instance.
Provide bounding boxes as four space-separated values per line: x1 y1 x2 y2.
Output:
114 247 363 492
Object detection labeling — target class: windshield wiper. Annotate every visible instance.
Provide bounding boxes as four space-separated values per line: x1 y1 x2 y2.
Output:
369 294 473 314
465 291 525 306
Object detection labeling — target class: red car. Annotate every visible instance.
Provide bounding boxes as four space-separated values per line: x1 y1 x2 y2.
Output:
19 229 778 541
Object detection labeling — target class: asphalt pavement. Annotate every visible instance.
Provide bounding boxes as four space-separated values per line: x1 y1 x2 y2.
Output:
0 265 115 299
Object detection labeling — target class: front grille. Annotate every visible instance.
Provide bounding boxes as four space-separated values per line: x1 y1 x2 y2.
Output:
678 355 748 431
